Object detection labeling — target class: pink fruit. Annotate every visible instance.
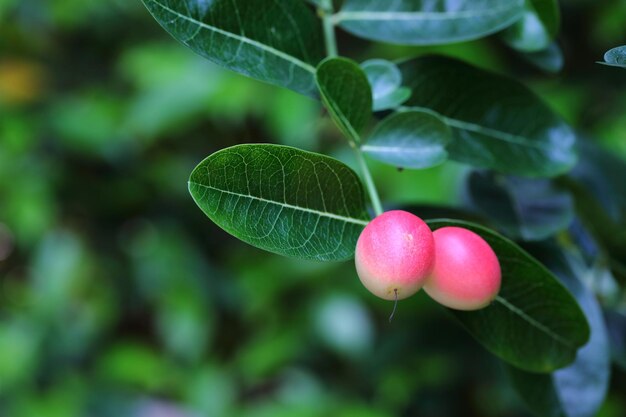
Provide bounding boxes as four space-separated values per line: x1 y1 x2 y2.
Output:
424 227 501 311
355 210 435 300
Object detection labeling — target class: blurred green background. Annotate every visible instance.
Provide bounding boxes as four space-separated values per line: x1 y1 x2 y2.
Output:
1 1 626 416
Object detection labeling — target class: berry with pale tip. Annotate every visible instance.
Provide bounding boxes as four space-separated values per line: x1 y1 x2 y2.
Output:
355 210 435 301
424 227 501 311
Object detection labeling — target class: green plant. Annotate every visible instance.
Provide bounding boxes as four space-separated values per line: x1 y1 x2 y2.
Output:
140 1 625 415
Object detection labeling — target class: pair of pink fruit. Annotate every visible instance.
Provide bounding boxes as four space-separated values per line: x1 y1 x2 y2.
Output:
355 211 502 311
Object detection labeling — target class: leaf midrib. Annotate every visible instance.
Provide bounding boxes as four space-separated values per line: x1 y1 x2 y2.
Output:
361 144 444 154
401 106 551 151
189 181 369 226
146 0 316 74
494 295 575 349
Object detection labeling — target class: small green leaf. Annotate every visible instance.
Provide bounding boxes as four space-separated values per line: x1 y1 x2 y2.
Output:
467 171 574 241
336 0 525 45
598 45 626 68
189 144 371 262
361 59 411 111
141 0 325 96
362 111 451 169
508 246 610 417
503 0 560 52
399 56 576 177
316 57 373 143
427 219 590 373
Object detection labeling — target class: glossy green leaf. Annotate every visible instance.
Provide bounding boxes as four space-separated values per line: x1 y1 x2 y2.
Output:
316 57 373 143
399 56 576 177
361 59 411 111
336 0 525 45
362 111 451 169
508 247 610 417
188 144 370 261
503 0 560 52
427 219 590 372
598 45 626 68
467 171 574 241
141 0 325 96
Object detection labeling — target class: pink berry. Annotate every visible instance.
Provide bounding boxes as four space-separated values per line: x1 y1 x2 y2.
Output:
355 210 435 300
424 227 501 311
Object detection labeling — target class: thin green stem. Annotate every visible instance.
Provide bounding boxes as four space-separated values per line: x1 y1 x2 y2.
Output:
354 146 383 216
320 0 338 57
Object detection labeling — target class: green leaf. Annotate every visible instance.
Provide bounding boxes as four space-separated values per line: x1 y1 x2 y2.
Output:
427 219 590 372
467 171 574 241
335 0 525 45
361 59 411 111
188 144 371 261
141 0 325 96
502 0 560 52
316 57 373 143
399 55 576 177
508 246 610 417
362 111 451 169
598 45 626 68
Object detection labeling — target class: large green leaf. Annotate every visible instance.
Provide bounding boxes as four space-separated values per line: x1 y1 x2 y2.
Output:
467 171 574 241
362 110 451 169
141 0 325 96
503 0 560 52
508 246 610 417
399 56 576 177
316 57 373 143
335 0 525 45
189 144 371 261
427 219 590 372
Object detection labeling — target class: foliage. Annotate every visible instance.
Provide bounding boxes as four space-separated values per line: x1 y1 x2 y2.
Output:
1 0 626 416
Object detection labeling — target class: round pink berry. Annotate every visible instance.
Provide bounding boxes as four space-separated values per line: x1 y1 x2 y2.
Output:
424 227 501 310
355 210 435 300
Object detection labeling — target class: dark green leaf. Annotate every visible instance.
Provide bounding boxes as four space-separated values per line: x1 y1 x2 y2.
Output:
427 219 590 372
361 59 411 111
508 247 610 417
598 45 626 68
362 110 451 169
503 0 560 52
141 0 325 96
467 171 574 241
316 57 373 143
188 144 370 261
336 0 525 45
399 56 576 177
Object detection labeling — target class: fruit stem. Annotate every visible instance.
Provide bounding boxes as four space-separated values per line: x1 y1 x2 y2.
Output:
320 0 338 57
355 146 384 216
389 289 399 323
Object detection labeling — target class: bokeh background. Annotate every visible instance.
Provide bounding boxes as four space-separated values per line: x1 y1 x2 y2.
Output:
1 1 626 416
